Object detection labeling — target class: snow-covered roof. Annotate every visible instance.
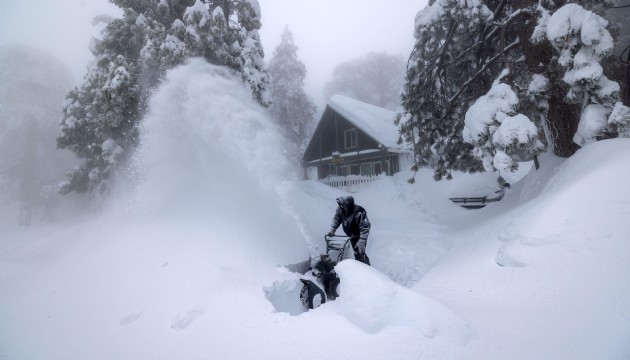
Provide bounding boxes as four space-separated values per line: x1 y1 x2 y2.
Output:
328 95 400 149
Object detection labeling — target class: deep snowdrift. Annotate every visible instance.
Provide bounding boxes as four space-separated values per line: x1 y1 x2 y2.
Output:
1 60 630 359
417 139 630 359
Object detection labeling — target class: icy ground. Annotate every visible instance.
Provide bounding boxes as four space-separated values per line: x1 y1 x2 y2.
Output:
1 61 630 359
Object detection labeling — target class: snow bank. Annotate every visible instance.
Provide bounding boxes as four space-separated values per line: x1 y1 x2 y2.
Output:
4 58 630 360
418 139 630 359
334 260 474 343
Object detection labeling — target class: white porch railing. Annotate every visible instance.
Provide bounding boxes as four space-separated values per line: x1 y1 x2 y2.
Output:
321 173 386 190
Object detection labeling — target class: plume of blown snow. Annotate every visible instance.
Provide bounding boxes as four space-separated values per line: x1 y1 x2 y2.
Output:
116 58 306 264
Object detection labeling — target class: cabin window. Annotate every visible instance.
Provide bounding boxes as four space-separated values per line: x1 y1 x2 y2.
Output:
360 161 383 176
374 162 382 175
360 163 372 176
339 165 360 176
344 128 358 149
390 156 399 173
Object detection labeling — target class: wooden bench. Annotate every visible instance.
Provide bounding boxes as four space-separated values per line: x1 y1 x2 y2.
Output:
449 189 506 209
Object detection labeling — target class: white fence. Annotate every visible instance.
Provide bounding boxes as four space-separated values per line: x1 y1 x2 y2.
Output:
321 174 386 190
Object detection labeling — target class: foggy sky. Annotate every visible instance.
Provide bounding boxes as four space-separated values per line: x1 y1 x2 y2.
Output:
257 0 424 109
0 0 426 111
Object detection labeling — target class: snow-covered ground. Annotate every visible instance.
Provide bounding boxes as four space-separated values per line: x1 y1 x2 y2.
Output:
1 61 630 359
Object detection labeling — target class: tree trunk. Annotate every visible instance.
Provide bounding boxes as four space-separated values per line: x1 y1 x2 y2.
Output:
546 96 581 157
624 54 630 106
514 0 581 157
216 0 231 26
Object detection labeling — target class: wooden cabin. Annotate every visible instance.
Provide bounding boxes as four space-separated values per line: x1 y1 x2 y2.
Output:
302 95 406 180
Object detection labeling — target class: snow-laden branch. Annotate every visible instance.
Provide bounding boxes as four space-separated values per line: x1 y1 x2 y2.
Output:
454 7 535 64
410 38 521 116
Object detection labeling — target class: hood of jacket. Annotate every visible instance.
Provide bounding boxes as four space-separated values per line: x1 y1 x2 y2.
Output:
336 196 355 214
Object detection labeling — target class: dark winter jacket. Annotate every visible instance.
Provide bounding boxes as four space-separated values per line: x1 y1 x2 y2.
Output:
329 196 371 250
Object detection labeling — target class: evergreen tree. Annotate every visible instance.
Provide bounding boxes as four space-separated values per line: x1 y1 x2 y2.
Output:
324 52 405 110
57 0 269 195
599 0 630 105
267 27 316 164
397 0 628 182
535 3 620 146
396 0 497 181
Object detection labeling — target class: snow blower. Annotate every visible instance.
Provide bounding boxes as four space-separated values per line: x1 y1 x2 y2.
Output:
299 235 351 310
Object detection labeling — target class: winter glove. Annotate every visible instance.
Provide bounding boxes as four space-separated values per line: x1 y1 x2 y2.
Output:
327 230 335 237
355 239 366 254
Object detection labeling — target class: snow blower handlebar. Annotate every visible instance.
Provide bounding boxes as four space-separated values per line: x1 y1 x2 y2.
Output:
324 235 352 263
324 234 349 238
324 234 350 245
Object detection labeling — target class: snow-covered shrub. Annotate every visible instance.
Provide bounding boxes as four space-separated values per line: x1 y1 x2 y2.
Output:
463 79 544 175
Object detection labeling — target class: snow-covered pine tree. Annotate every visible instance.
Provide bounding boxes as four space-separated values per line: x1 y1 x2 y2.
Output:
398 0 623 182
600 0 630 106
533 3 623 147
209 0 269 105
267 27 316 165
58 0 269 195
396 0 500 181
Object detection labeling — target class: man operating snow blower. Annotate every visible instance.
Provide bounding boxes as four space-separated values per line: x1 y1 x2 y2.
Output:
328 196 371 266
299 195 372 310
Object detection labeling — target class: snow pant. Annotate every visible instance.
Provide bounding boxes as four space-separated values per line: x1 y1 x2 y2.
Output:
313 255 340 300
322 272 340 300
350 237 370 266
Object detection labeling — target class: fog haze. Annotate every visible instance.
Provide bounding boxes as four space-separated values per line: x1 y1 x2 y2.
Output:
0 0 425 109
257 0 424 108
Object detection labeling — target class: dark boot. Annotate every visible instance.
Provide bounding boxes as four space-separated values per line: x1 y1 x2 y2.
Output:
322 272 340 300
353 250 371 266
350 237 370 266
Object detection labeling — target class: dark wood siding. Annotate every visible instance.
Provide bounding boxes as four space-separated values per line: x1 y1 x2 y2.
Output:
303 106 381 163
302 104 400 179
